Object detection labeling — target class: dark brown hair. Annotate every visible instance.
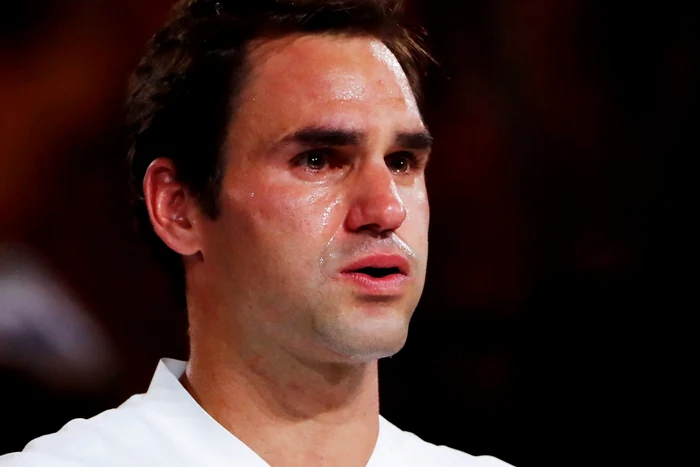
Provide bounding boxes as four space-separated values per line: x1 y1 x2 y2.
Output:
126 0 430 307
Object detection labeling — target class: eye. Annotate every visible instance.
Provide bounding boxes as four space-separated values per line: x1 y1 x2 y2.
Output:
293 150 331 171
385 152 415 174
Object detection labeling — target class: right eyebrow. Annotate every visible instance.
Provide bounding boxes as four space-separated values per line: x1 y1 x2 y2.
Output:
279 126 366 148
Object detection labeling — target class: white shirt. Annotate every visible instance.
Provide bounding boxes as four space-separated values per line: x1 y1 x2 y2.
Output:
0 359 513 466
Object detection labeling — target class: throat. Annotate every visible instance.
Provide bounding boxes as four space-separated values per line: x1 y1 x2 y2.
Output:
185 354 381 467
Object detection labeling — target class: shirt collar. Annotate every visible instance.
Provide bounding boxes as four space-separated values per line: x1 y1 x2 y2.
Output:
143 358 271 466
143 358 401 466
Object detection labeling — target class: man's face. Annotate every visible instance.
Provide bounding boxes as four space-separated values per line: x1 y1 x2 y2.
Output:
199 33 430 364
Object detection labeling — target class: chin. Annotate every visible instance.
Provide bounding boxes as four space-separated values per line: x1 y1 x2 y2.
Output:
314 312 412 363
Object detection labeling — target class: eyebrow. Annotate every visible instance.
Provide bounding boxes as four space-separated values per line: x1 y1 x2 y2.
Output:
395 131 433 150
279 126 433 151
282 127 364 147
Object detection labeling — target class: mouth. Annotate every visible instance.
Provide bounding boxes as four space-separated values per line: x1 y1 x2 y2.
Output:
341 254 409 276
338 254 410 295
352 266 403 278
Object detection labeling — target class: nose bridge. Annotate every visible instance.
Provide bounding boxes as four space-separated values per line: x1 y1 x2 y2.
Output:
364 157 394 192
346 159 406 233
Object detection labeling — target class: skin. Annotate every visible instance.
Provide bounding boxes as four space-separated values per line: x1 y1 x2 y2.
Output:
144 33 431 467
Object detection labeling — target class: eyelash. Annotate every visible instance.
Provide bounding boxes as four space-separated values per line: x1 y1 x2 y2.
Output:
291 149 342 172
385 151 423 174
291 149 425 175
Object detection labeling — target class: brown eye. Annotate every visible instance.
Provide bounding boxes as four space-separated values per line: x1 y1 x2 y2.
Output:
385 152 414 174
296 151 329 171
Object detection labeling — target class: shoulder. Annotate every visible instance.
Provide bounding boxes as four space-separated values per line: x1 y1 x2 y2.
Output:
0 394 171 467
380 417 515 467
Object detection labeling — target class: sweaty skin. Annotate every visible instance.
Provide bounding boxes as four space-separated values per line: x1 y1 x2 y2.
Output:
191 34 430 365
147 33 431 467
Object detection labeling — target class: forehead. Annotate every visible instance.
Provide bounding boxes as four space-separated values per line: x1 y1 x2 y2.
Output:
234 33 422 136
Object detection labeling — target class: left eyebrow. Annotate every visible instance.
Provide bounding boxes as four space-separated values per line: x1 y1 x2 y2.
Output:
395 131 433 150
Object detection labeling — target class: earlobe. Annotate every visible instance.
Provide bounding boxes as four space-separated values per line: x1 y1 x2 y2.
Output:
143 158 201 256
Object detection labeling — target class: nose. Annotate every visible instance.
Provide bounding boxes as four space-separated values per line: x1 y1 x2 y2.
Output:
345 162 407 236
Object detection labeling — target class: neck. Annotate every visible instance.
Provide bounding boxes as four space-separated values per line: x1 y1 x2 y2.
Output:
184 318 381 467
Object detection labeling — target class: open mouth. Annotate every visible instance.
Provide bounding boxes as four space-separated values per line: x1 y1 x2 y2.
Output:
339 255 409 293
353 267 402 278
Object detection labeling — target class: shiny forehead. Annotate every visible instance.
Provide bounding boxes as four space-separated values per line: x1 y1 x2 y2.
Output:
243 33 420 111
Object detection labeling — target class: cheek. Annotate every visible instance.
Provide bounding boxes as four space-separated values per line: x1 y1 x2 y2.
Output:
402 185 430 240
227 179 345 252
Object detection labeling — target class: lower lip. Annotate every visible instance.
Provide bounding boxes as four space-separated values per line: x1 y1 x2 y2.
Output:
338 272 409 295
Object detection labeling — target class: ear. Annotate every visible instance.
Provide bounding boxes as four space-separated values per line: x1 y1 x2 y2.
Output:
143 158 201 256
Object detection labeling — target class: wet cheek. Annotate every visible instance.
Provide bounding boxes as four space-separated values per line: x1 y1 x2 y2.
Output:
242 186 344 241
402 189 430 243
402 185 430 221
241 188 347 291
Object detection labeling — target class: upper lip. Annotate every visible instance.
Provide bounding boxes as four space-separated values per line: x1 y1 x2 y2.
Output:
341 254 410 276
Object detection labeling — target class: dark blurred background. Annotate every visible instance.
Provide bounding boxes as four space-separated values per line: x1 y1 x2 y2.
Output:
1 1 695 465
